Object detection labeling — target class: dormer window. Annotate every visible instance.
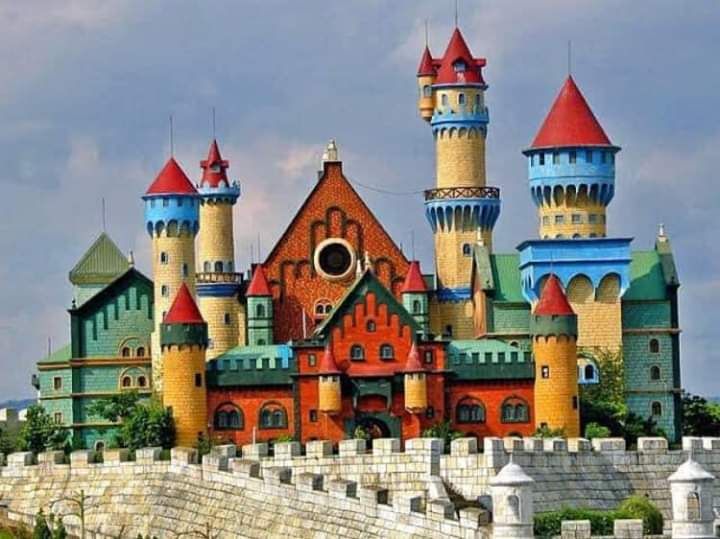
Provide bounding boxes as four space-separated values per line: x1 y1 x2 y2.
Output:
453 60 466 72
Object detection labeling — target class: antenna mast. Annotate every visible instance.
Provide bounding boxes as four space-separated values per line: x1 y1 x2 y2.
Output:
169 114 175 157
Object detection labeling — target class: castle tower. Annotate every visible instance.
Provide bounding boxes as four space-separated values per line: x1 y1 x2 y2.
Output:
523 76 620 239
160 283 208 446
196 140 242 359
668 457 716 539
246 265 273 346
418 28 501 294
531 274 580 437
317 345 342 415
403 342 427 413
143 158 199 391
401 261 429 334
489 459 535 538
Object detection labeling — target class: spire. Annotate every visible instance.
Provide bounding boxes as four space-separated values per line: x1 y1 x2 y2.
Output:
164 283 204 324
417 46 436 76
247 265 271 297
200 139 230 188
401 261 427 293
530 76 613 149
435 28 486 85
534 274 574 316
146 158 197 195
403 342 424 373
321 139 339 164
318 345 341 375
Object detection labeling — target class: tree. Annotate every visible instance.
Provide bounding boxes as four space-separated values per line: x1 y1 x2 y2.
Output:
32 510 51 539
0 426 17 455
682 392 720 436
90 394 175 450
87 391 141 423
18 405 70 454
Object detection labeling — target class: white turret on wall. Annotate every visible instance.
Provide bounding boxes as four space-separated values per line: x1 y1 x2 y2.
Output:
489 457 535 538
668 456 716 539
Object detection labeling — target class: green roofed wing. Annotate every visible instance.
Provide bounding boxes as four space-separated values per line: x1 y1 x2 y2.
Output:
69 233 130 285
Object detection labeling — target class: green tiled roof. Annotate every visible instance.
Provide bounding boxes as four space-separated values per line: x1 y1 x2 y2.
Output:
490 254 524 302
38 344 71 365
447 339 534 380
207 344 296 386
624 251 669 301
69 233 129 285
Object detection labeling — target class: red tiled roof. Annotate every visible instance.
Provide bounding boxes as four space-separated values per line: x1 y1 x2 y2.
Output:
318 346 341 375
247 265 271 297
200 139 230 188
403 342 424 373
145 158 197 195
534 274 575 316
530 76 612 149
435 28 486 85
164 283 204 324
401 261 427 293
417 46 436 76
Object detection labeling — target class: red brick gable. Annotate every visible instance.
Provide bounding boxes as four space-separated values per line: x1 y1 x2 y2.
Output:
263 161 409 342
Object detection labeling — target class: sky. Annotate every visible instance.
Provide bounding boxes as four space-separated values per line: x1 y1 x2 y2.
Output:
0 1 718 400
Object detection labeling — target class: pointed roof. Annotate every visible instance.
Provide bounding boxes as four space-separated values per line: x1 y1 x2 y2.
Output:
247 265 271 297
69 233 130 285
200 139 230 188
403 343 424 373
318 345 341 375
145 158 197 196
534 274 574 316
164 283 204 324
489 459 534 486
435 28 486 85
530 76 613 149
401 261 428 293
668 456 715 483
417 46 436 76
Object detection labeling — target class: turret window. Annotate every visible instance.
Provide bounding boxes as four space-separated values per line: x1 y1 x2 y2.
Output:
453 60 466 72
162 198 169 207
569 151 577 164
182 264 189 278
441 94 448 106
572 214 582 224
588 214 599 224
412 300 422 314
422 85 432 97
555 215 565 225
214 261 223 272
161 285 169 297
649 339 660 353
255 304 265 318
160 252 169 264
224 313 231 325
475 94 481 108
195 373 203 387
552 152 560 164
542 216 550 226
350 345 365 361
539 153 545 166
458 93 466 105
203 261 211 272
462 243 472 256
541 365 550 378
600 151 607 164
586 150 593 163
379 344 394 360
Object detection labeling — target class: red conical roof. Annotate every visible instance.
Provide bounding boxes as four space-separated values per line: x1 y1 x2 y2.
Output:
435 28 486 85
417 46 436 76
530 76 612 149
145 158 197 195
164 283 205 324
403 343 424 373
318 345 341 375
200 139 230 188
401 261 427 293
534 274 575 316
247 265 271 296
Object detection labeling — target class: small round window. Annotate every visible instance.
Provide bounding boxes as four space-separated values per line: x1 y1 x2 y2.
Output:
314 238 356 281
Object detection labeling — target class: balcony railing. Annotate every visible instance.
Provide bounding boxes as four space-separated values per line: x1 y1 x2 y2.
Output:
424 186 500 201
196 272 245 284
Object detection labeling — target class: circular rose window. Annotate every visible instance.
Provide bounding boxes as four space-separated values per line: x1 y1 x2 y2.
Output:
314 238 356 281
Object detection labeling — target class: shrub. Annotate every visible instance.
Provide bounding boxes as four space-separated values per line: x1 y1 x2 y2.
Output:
584 422 611 439
18 406 70 454
618 495 663 534
421 420 463 448
534 507 629 537
273 434 295 443
534 425 565 438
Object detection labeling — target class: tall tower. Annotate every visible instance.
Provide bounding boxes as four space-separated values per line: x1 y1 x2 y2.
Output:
196 140 242 359
523 76 620 239
160 283 208 446
143 158 199 391
531 274 580 437
317 345 342 415
246 265 274 346
418 29 501 295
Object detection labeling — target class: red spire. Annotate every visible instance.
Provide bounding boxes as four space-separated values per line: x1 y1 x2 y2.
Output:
534 274 575 316
200 139 230 188
401 261 427 293
403 343 424 373
417 46 436 76
145 158 197 196
247 265 271 297
164 283 205 324
530 76 612 149
435 28 486 85
318 345 341 375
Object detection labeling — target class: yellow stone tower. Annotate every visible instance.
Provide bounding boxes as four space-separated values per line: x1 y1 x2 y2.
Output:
531 275 580 437
403 343 428 413
317 345 342 415
417 29 500 339
160 283 208 446
196 140 243 359
143 158 199 391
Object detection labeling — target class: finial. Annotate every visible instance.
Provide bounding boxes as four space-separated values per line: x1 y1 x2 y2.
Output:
356 258 364 277
169 114 174 157
128 250 135 267
101 197 107 233
658 223 666 239
321 139 339 164
454 0 459 27
212 106 216 139
424 19 429 47
567 40 572 76
364 251 374 273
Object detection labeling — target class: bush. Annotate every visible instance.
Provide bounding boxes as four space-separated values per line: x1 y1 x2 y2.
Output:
421 420 463 448
584 422 611 439
534 507 627 537
534 425 565 438
116 399 175 450
18 406 70 454
618 495 663 534
273 434 294 443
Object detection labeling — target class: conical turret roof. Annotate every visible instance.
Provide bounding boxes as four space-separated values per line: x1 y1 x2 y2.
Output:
200 139 230 188
146 158 197 195
318 345 341 375
435 28 486 85
534 274 574 316
417 46 436 76
164 283 204 324
401 261 427 293
403 343 424 373
247 265 271 296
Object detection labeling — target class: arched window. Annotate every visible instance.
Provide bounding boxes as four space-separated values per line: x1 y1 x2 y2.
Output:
227 261 234 272
456 398 485 424
458 93 466 105
224 313 231 325
259 403 287 429
412 300 422 314
161 285 169 297
444 325 453 337
94 441 106 452
203 261 211 272
350 345 365 361
687 492 701 521
475 94 481 108
255 304 265 318
160 252 169 264
121 376 132 388
214 404 244 430
136 347 145 357
314 299 332 317
214 261 223 272
137 376 147 388
584 364 595 381
501 397 530 423
379 344 394 360
181 264 189 278
422 85 431 97
650 366 661 381
366 320 376 332
462 243 472 256
507 495 520 520
121 347 131 358
649 339 660 353
651 401 662 416
441 94 448 106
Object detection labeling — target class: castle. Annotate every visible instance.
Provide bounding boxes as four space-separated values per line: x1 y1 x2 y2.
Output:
34 26 682 449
